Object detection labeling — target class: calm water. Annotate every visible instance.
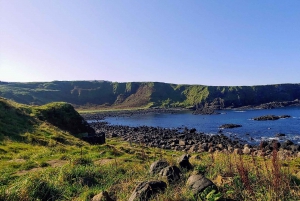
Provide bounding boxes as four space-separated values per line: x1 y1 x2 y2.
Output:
100 107 300 144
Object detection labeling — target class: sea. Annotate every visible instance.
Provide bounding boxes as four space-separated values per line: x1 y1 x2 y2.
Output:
95 107 300 145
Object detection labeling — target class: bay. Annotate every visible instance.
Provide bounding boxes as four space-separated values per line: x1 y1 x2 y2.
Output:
101 107 300 144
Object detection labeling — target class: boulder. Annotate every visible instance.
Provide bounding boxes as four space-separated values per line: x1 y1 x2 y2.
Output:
253 115 280 121
149 160 169 175
186 174 217 195
243 146 251 155
178 154 193 170
219 124 242 129
233 148 242 155
179 140 187 146
159 166 181 183
281 140 294 149
91 191 114 201
81 132 105 145
128 180 167 201
275 133 286 137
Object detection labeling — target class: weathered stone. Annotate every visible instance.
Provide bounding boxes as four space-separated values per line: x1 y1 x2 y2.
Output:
219 124 242 129
243 147 251 155
179 140 186 146
253 115 280 121
91 191 114 201
178 154 193 170
234 148 242 155
189 145 197 153
186 174 217 195
149 160 169 175
128 180 167 201
159 166 181 183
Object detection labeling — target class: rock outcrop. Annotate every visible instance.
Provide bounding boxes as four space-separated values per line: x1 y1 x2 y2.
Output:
149 160 169 175
128 180 167 201
186 174 217 196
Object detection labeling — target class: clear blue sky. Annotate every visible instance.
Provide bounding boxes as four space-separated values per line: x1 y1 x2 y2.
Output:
1 1 299 86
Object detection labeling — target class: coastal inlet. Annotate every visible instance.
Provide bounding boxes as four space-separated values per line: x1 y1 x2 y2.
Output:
84 106 300 145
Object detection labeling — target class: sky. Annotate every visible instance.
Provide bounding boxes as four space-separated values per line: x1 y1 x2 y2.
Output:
0 1 300 86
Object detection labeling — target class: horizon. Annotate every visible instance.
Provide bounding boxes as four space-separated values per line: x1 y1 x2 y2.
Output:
1 1 300 86
0 79 299 87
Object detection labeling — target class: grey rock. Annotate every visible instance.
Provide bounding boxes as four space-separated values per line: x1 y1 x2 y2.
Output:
149 160 169 175
159 165 181 183
186 174 217 195
128 180 167 201
178 154 193 170
91 191 114 201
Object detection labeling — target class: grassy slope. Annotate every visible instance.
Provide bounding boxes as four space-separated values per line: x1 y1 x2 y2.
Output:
0 98 300 200
1 81 300 110
0 97 88 145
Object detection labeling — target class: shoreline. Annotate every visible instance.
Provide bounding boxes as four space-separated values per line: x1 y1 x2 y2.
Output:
88 121 300 157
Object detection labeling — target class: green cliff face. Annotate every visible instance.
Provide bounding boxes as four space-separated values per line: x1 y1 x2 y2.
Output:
0 81 299 109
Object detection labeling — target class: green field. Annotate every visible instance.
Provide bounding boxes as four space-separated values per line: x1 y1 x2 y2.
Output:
0 97 300 200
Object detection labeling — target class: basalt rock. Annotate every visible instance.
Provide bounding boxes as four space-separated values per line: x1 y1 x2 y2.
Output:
178 154 193 170
186 174 217 195
159 166 181 183
149 160 169 175
219 124 242 129
81 132 105 145
128 180 167 201
91 191 114 201
253 115 291 121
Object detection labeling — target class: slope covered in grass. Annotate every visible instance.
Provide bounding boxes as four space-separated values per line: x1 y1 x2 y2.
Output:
0 138 300 200
1 81 300 109
0 97 300 200
0 97 91 145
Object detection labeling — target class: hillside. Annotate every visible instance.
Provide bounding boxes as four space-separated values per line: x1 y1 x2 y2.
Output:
1 81 300 109
0 97 300 200
0 97 92 145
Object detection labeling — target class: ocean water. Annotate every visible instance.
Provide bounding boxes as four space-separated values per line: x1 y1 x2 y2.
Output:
99 107 300 144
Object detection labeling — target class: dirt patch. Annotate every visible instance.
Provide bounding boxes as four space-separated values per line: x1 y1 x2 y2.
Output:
15 167 43 176
15 159 68 176
94 159 115 165
47 159 68 167
9 159 26 163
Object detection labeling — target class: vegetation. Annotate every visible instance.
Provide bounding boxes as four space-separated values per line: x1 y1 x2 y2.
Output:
0 98 300 200
1 138 300 200
1 81 300 110
0 97 89 145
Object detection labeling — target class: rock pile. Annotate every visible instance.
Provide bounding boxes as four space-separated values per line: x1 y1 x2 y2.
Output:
89 122 245 153
128 154 217 200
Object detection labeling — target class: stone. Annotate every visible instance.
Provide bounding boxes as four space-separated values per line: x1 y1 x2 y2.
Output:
189 145 197 153
186 174 217 195
159 165 181 183
219 124 242 129
243 147 251 155
91 191 114 201
275 133 286 137
149 160 169 175
128 180 167 201
179 140 187 146
253 115 280 121
178 154 193 170
233 148 242 155
81 132 105 145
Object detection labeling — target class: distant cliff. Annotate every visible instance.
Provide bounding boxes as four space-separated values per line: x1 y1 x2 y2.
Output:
0 81 300 109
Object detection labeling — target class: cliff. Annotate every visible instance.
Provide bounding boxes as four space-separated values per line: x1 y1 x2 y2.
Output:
0 81 299 109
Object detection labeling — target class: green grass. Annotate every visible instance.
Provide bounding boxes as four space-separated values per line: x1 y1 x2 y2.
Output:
0 97 300 200
0 138 300 200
